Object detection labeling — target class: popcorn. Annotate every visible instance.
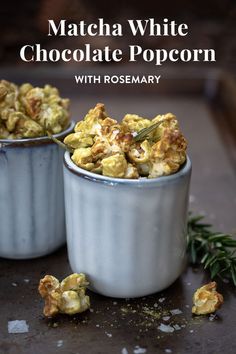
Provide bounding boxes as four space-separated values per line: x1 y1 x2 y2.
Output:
124 163 139 179
64 103 187 179
64 132 93 149
149 129 187 178
128 140 152 164
101 153 128 178
192 282 224 315
122 114 151 133
71 147 94 171
74 103 106 136
38 273 90 317
0 80 70 139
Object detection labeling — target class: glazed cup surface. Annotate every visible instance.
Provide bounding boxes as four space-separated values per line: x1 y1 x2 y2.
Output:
0 122 74 259
63 152 192 298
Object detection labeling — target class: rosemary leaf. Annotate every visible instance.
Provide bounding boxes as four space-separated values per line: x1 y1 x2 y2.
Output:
200 253 209 264
46 131 74 154
210 262 221 279
204 254 217 269
133 117 174 142
230 265 236 286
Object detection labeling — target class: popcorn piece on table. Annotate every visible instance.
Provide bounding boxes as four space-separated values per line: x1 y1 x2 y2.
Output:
38 273 90 317
192 281 223 315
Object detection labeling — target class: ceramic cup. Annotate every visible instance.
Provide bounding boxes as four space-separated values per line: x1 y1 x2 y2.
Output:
0 122 74 259
63 152 191 298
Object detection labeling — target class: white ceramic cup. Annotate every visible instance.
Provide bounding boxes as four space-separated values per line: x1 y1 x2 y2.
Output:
0 122 74 259
63 152 191 298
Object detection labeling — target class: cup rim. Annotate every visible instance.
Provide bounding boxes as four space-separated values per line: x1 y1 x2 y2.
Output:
0 121 75 146
64 151 192 186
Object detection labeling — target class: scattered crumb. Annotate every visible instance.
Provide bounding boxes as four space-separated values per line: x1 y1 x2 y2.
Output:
90 308 94 313
105 332 112 338
23 279 30 283
165 350 172 353
158 323 174 333
187 282 191 286
57 340 63 347
153 303 158 308
162 316 171 321
8 320 29 334
121 307 129 313
96 324 100 328
142 308 161 319
121 348 129 354
173 324 181 331
170 309 182 315
158 298 165 303
11 283 18 287
209 314 217 322
133 346 147 354
189 329 194 333
113 301 118 305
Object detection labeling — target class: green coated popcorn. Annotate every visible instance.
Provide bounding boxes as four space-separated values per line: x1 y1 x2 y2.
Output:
151 113 179 141
122 114 151 133
64 132 94 149
18 83 33 96
14 117 44 139
128 140 152 164
60 274 90 315
64 103 188 179
0 80 70 139
0 122 8 139
71 147 94 171
124 163 139 179
38 273 90 317
101 153 128 178
74 103 107 136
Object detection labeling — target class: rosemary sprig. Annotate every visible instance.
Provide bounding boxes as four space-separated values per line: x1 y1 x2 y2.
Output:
187 213 236 285
46 130 74 154
133 117 173 142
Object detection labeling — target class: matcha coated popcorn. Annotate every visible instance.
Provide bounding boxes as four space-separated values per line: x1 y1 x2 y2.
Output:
0 80 70 139
38 273 90 317
64 103 187 179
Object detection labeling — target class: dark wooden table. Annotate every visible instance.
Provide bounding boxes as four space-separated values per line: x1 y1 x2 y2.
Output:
0 66 236 354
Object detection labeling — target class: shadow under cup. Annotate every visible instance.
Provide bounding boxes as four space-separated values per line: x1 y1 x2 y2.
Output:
0 122 74 259
63 152 192 298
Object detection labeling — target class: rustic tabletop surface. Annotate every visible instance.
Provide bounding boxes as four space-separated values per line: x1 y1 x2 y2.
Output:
0 68 236 354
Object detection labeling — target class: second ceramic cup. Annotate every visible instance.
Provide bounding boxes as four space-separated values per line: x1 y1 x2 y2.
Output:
0 122 74 259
